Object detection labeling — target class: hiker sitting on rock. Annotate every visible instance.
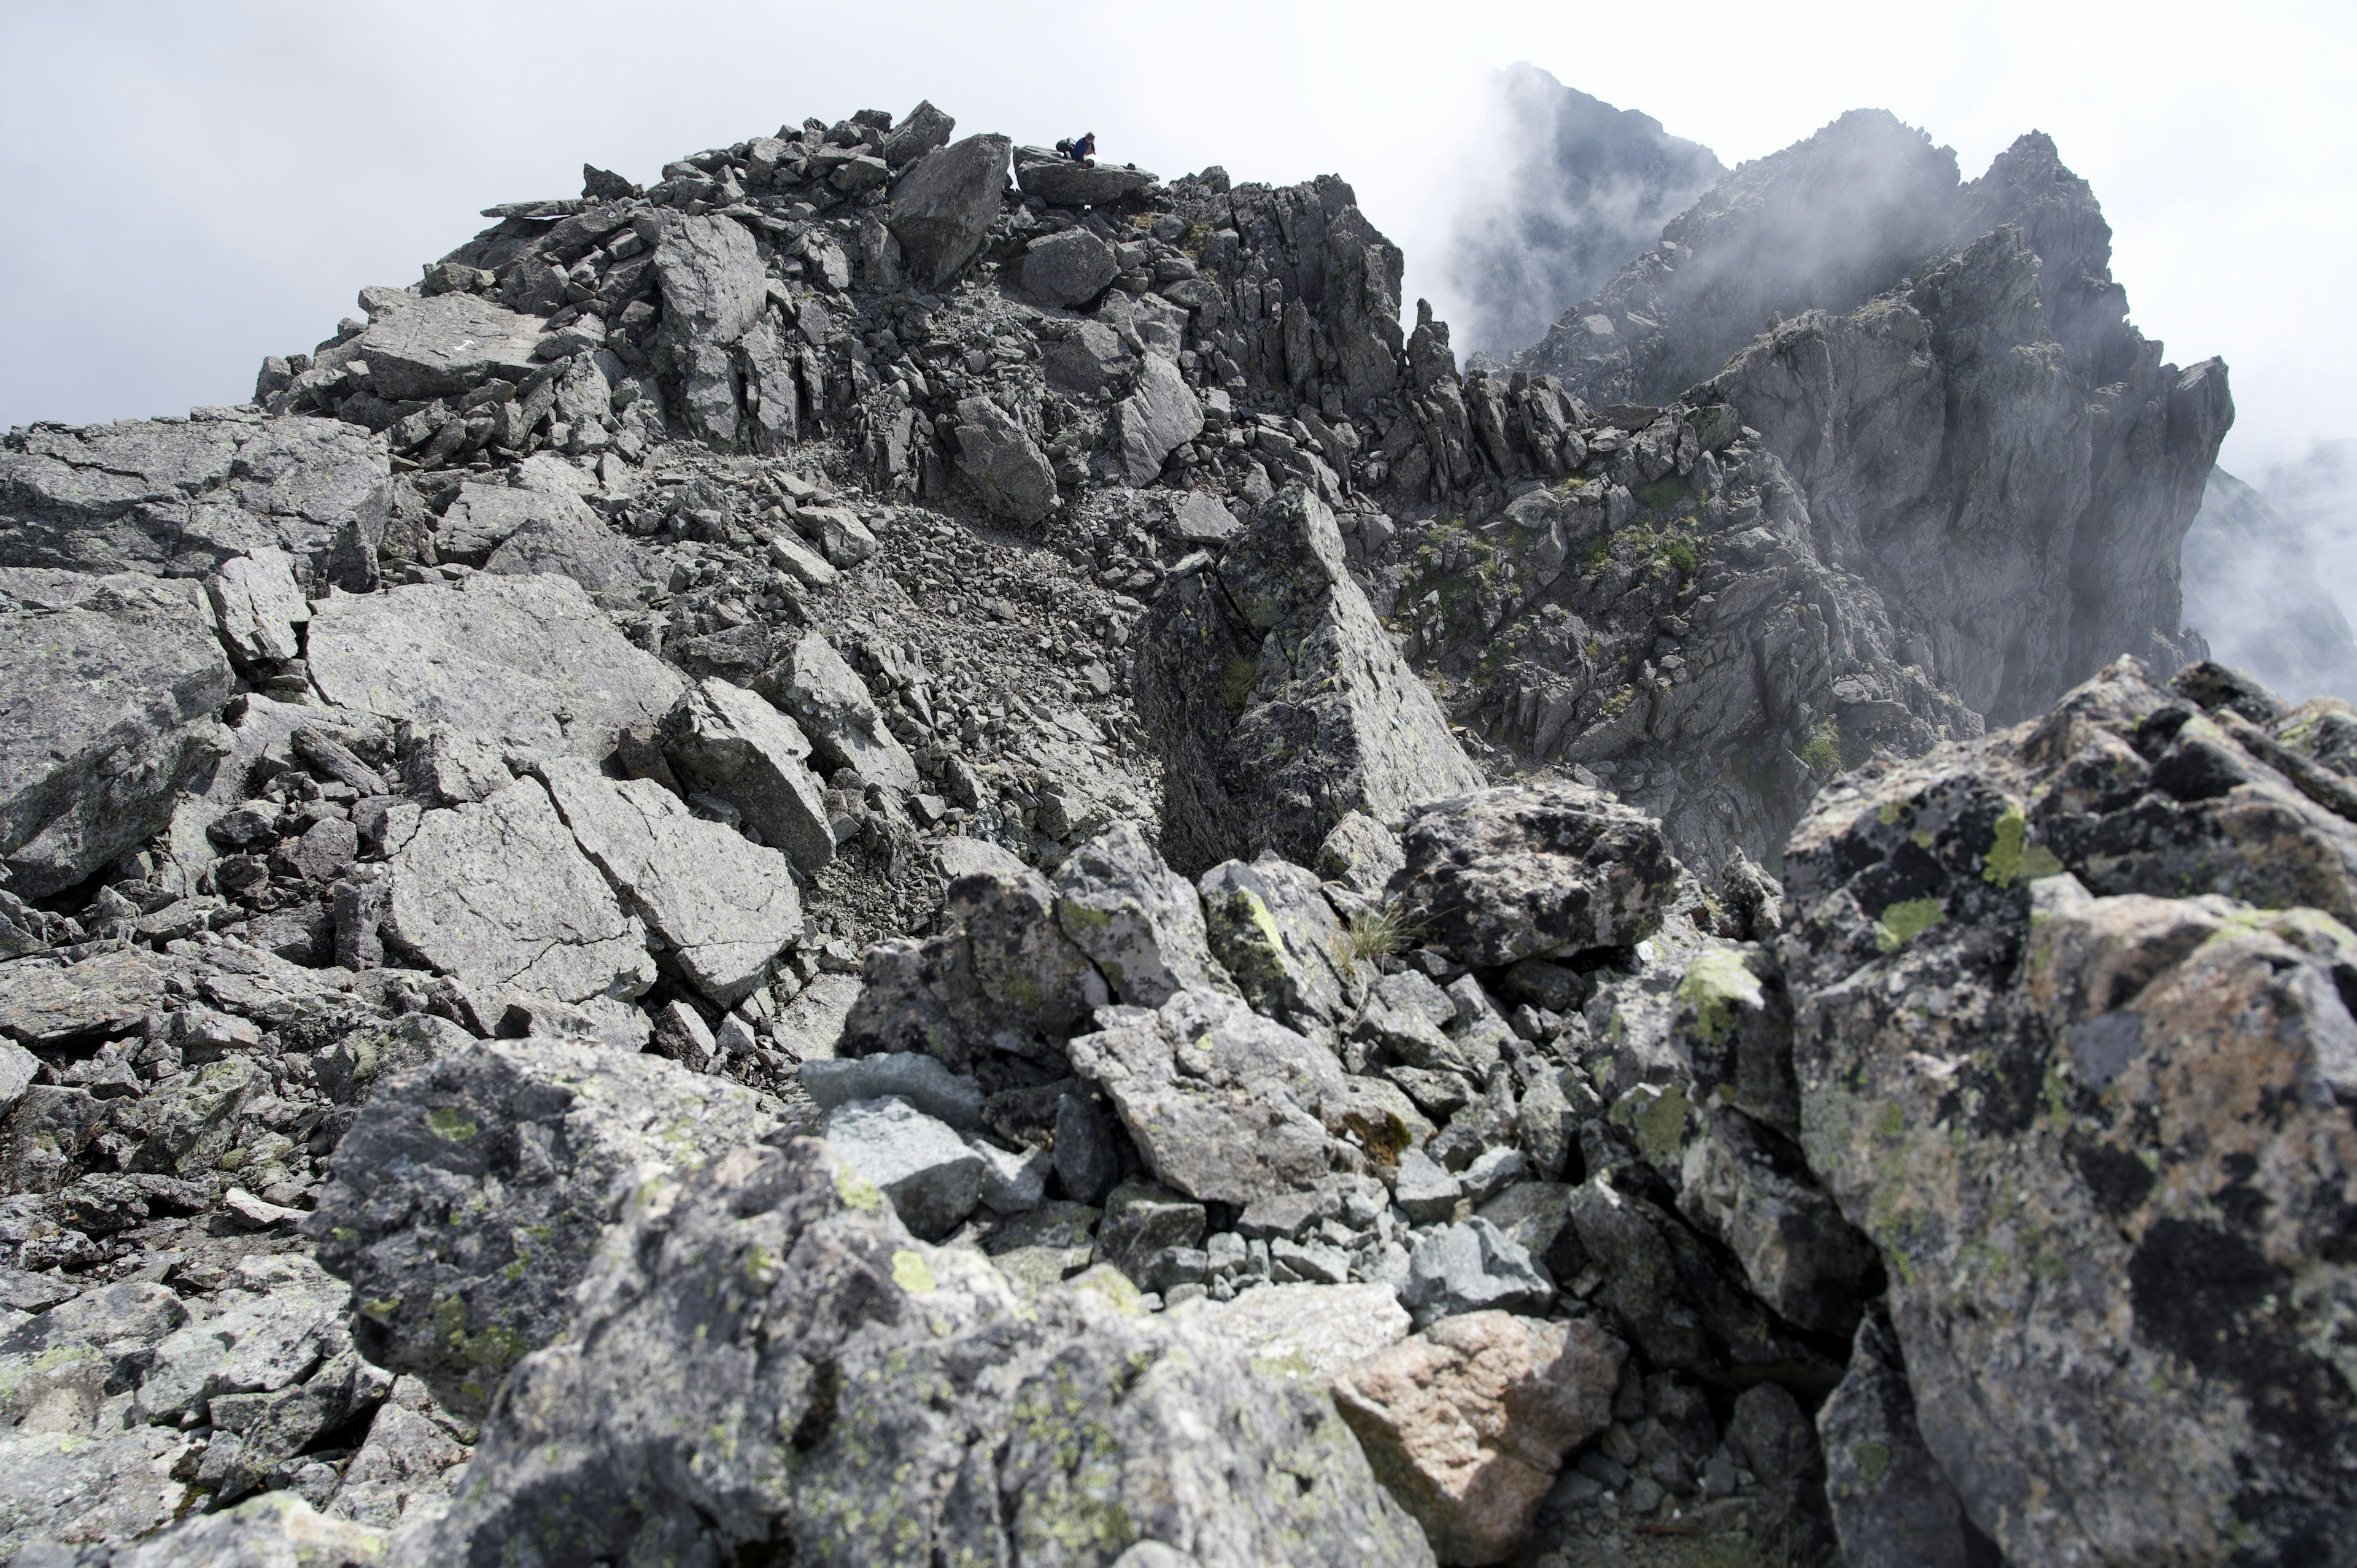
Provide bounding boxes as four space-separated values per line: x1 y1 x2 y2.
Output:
1053 132 1096 164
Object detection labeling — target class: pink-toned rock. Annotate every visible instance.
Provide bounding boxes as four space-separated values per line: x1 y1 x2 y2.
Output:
1332 1309 1625 1566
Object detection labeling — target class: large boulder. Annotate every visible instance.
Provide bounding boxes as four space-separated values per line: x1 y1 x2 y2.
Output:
888 133 1011 289
354 292 547 401
310 1037 781 1414
0 570 233 896
1112 353 1204 482
307 572 684 760
762 630 919 795
1778 657 2357 1565
1053 820 1231 1006
1020 226 1118 307
1066 987 1350 1205
657 676 834 871
441 480 643 597
1817 1305 1977 1568
649 212 767 352
390 1137 1435 1567
0 411 387 590
1391 782 1682 967
535 759 802 1006
382 776 656 1010
1135 484 1482 873
1333 1311 1625 1566
1015 150 1160 206
950 395 1058 523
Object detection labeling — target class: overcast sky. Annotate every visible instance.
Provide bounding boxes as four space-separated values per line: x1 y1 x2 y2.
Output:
3 1 2347 476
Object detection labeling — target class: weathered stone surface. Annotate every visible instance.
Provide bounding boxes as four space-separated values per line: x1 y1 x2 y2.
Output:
1067 987 1349 1205
308 573 684 760
110 1489 389 1567
326 1383 470 1531
1677 1103 1877 1337
1054 821 1229 1006
1113 354 1204 482
311 1037 780 1414
0 412 387 590
880 100 954 169
1817 1304 1973 1568
819 1094 986 1240
950 396 1058 523
0 1426 195 1563
1 571 232 897
1392 783 1681 967
536 759 801 1006
1015 152 1159 207
765 630 919 794
1021 227 1117 307
384 777 656 1008
1398 1219 1554 1330
1137 484 1482 873
1175 1283 1410 1386
356 293 546 401
444 482 642 597
1778 656 2357 1565
799 1051 983 1129
133 1254 351 1425
888 133 1012 289
393 1138 1436 1567
658 677 833 873
651 214 767 352
206 547 309 664
1200 852 1356 1028
1333 1311 1624 1566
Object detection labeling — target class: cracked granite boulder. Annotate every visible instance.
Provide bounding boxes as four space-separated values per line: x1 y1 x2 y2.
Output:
393 1137 1434 1567
0 409 387 592
306 572 684 759
310 1037 781 1416
0 570 233 896
887 132 1011 289
1778 656 2357 1564
381 776 656 1010
1136 483 1481 873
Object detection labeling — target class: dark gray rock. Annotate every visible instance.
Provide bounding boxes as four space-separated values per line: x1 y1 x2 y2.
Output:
392 1138 1436 1567
1818 1306 1973 1568
1398 1217 1552 1329
888 133 1011 289
311 1037 781 1415
0 571 232 896
818 1094 986 1240
799 1051 983 1129
1112 354 1204 482
950 395 1058 522
1392 782 1682 967
355 293 547 402
1053 820 1230 1006
1135 484 1481 873
763 629 919 795
880 100 954 169
658 675 833 871
1021 228 1117 307
1015 150 1159 207
1199 853 1356 1028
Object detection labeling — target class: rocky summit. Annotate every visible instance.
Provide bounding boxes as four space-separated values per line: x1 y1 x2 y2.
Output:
0 85 2345 1568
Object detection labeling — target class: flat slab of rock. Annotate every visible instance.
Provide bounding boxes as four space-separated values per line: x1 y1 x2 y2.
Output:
1015 153 1159 206
356 293 548 401
0 411 387 590
1393 782 1682 967
765 630 919 794
1333 1310 1625 1566
659 677 833 872
1112 353 1204 482
1175 1281 1410 1386
950 396 1058 523
1066 986 1348 1205
312 1037 781 1415
308 571 684 759
384 776 655 1006
0 570 233 895
537 759 801 1006
0 940 182 1049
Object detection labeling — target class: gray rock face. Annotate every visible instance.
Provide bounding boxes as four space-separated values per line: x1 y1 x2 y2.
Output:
1066 987 1349 1205
1053 820 1230 1006
799 1051 982 1128
1199 853 1356 1029
1779 657 2357 1565
0 571 232 896
0 411 387 591
204 547 309 664
657 677 834 871
443 480 643 597
1112 354 1204 482
355 293 548 401
888 133 1011 288
1817 1305 1973 1568
950 395 1058 522
1015 151 1160 206
535 759 801 1006
1021 226 1118 307
383 776 656 1008
392 1138 1434 1567
651 213 767 353
108 1491 390 1568
1398 1217 1554 1329
1391 783 1682 967
819 1094 986 1239
311 1037 780 1413
308 572 684 759
1136 484 1482 873
764 629 919 794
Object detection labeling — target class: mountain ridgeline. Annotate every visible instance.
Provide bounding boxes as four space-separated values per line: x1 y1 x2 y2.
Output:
0 81 2351 1568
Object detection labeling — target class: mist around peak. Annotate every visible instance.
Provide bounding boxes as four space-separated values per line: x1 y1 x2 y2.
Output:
2183 444 2357 703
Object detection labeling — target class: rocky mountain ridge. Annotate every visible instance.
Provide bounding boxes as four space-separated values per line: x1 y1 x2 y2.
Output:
0 93 2347 1568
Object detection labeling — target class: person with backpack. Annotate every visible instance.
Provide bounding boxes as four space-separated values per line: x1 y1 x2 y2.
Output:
1053 132 1096 164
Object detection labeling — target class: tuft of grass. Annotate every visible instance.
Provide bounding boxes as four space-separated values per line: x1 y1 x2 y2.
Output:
1334 901 1419 967
1798 719 1843 776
